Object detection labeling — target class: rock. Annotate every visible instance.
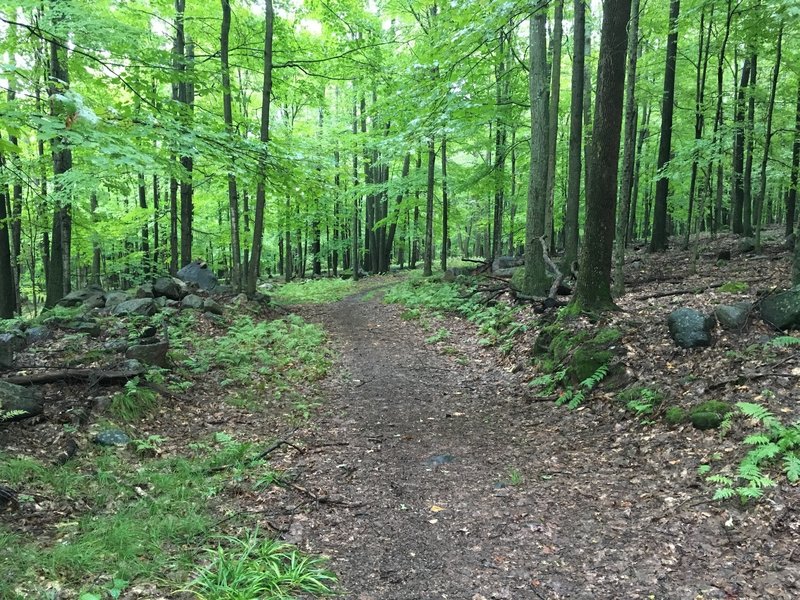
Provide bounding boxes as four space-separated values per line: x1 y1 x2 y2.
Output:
104 291 130 309
25 326 51 344
737 237 755 253
141 326 157 339
785 233 796 250
136 283 154 299
667 307 714 349
154 296 167 308
0 344 12 369
253 292 271 306
716 249 731 261
0 331 26 353
181 294 204 309
443 267 475 282
424 454 455 467
202 298 224 315
58 285 105 309
153 276 187 301
177 260 218 291
714 302 751 331
125 341 169 367
93 428 130 447
103 339 129 354
492 255 524 271
0 381 43 422
112 298 157 317
64 320 101 337
211 284 234 295
690 401 732 430
230 293 249 307
761 286 800 330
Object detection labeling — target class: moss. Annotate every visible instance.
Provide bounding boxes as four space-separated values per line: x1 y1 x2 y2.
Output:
591 328 622 346
692 400 731 416
665 407 687 425
570 348 613 382
510 267 525 292
691 412 725 430
719 281 749 293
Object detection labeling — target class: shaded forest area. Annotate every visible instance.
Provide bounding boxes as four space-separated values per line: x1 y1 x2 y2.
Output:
0 0 798 315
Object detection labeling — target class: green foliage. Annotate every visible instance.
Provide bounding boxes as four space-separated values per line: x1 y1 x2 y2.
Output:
110 377 158 421
187 531 337 600
620 387 662 418
273 279 355 304
704 402 800 503
425 328 450 344
770 336 800 347
555 363 609 410
718 281 750 293
665 407 688 425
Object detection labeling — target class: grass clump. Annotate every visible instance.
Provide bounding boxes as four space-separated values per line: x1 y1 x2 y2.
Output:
273 278 354 304
718 281 749 293
188 530 337 599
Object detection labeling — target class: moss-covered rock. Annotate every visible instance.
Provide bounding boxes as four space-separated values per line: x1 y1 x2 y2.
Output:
665 407 687 425
689 401 732 430
571 348 613 382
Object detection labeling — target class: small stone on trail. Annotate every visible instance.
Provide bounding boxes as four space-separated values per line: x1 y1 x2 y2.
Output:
424 454 455 467
714 303 751 331
94 429 130 446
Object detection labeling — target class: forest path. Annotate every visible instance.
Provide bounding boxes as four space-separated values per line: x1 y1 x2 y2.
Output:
291 290 797 600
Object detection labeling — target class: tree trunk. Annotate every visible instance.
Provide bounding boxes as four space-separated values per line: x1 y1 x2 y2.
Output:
179 34 195 268
0 140 14 318
649 0 680 253
743 55 757 238
246 0 274 295
440 136 449 271
563 0 585 271
492 31 508 259
545 0 563 253
352 97 360 279
731 57 751 235
423 138 435 277
573 0 632 311
153 174 160 271
612 0 639 297
522 9 550 296
45 26 73 308
712 0 735 235
628 104 649 240
90 192 101 285
221 0 242 290
138 173 150 276
786 80 800 239
754 27 782 253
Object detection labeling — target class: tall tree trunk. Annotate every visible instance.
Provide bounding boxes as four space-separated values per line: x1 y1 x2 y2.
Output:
786 79 800 239
246 0 274 295
90 192 101 285
613 0 639 297
545 0 563 253
386 153 411 269
743 55 757 238
712 0 735 235
221 0 241 290
169 171 178 275
731 57 751 235
351 98 360 280
649 0 680 252
492 31 508 259
152 174 160 270
179 34 195 267
522 8 550 296
45 23 73 308
0 140 14 318
440 136 449 271
423 138 435 277
411 152 421 269
754 27 782 253
563 0 585 271
628 104 649 240
573 0 632 311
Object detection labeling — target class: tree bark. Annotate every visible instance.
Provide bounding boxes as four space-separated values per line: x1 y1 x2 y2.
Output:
731 57 751 235
743 55 757 238
545 0 563 253
786 79 800 239
138 172 150 276
246 0 274 295
649 0 680 252
423 138 435 277
612 0 639 297
572 0 632 311
522 8 550 296
563 0 585 271
0 140 14 318
440 136 449 271
221 0 242 290
712 0 735 235
754 27 782 253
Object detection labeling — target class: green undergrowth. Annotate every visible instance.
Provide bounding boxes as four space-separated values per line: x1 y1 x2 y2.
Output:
0 433 335 598
384 276 525 350
273 278 355 304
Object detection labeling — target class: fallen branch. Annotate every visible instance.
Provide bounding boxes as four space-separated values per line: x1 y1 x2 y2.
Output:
2 366 145 386
634 279 764 301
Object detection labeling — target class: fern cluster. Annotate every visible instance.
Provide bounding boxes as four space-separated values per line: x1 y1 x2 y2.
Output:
705 402 800 502
555 363 609 410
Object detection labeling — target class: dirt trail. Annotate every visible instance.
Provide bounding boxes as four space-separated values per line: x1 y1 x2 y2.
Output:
293 291 800 600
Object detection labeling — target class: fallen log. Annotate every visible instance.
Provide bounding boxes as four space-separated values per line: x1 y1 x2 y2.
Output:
2 366 145 386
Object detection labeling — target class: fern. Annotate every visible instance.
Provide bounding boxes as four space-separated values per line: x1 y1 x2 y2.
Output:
556 363 609 410
736 402 780 430
783 453 800 482
580 364 609 390
770 336 800 347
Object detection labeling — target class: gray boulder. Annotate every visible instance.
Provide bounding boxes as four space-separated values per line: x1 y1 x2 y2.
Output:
181 294 204 309
177 260 218 291
761 286 800 330
136 283 154 299
125 341 169 367
738 237 756 253
25 326 51 344
0 332 26 353
112 298 157 317
0 381 42 422
714 302 751 331
63 320 101 337
493 255 525 271
202 298 224 315
153 276 188 300
94 428 130 447
104 291 130 309
0 344 12 369
103 339 129 354
58 285 105 309
667 308 714 348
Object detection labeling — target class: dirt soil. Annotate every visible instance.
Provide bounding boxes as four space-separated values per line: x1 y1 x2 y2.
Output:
288 252 800 599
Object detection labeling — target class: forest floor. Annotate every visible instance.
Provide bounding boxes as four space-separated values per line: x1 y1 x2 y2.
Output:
2 230 800 599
